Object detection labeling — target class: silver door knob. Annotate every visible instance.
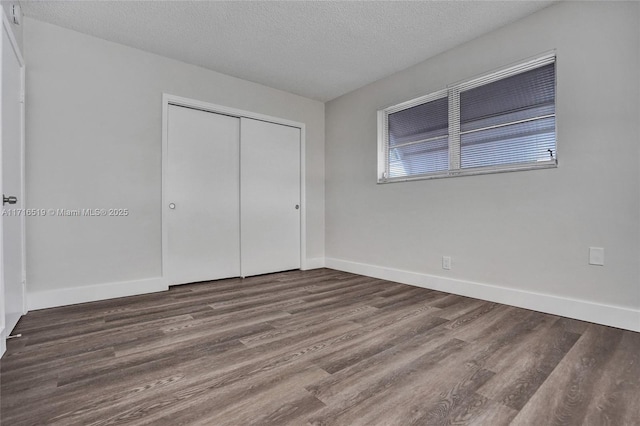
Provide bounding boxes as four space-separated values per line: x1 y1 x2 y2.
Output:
295 204 299 210
3 195 17 205
169 203 176 209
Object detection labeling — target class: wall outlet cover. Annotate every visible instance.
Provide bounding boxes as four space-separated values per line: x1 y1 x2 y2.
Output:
589 247 604 266
442 256 451 270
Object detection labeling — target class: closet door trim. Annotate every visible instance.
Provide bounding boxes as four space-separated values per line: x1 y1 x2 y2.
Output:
160 93 307 286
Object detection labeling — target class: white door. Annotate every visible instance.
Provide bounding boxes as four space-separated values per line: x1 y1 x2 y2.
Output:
166 105 240 285
240 118 300 277
1 21 25 346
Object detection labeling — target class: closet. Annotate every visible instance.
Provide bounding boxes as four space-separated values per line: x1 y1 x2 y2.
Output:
164 103 301 285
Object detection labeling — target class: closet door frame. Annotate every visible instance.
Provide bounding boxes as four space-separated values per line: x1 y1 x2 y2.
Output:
0 9 26 357
160 94 307 286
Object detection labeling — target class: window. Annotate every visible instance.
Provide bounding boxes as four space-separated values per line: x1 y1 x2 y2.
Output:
378 53 556 182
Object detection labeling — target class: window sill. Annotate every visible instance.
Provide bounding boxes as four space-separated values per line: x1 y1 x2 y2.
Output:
377 160 557 184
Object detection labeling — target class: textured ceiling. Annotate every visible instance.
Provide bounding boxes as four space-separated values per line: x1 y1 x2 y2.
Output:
20 1 556 102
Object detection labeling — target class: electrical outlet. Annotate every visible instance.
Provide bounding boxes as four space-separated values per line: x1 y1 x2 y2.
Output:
589 247 604 266
442 256 451 270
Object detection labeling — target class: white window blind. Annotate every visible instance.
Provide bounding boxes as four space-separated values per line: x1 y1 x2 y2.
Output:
378 53 556 182
387 96 448 178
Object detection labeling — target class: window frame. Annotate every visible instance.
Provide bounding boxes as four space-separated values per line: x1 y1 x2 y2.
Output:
377 52 557 183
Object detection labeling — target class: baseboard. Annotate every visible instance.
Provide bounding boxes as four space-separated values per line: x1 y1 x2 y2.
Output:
302 257 326 270
27 277 169 311
325 258 640 332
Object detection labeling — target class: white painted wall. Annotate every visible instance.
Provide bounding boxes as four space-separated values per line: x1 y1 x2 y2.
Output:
325 2 640 329
24 18 325 305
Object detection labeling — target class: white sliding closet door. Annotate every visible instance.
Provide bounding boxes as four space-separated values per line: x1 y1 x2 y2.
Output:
240 118 301 277
166 105 240 285
1 19 25 350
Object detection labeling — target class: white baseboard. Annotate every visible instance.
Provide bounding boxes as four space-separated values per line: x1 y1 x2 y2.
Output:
302 257 326 270
325 258 640 333
27 277 169 311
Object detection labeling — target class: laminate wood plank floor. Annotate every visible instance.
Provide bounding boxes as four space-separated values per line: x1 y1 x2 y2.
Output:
1 269 639 425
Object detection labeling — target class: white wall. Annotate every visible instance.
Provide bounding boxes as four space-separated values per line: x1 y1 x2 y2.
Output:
24 18 325 307
325 1 640 330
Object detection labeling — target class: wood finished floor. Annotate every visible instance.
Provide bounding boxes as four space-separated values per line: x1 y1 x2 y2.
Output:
1 269 639 425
